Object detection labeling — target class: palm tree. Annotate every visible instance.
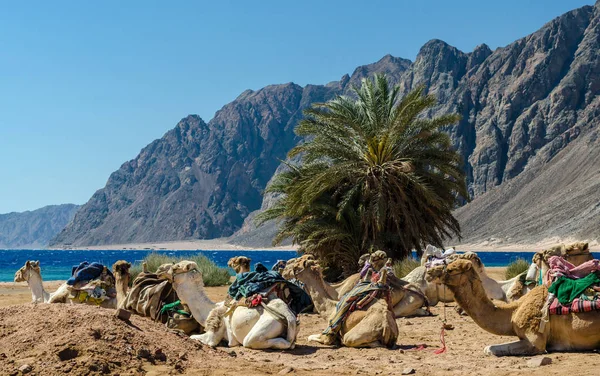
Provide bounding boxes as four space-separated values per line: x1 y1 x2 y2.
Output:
258 74 468 272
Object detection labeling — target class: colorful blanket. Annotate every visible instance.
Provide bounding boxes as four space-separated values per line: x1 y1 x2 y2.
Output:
549 297 600 315
548 273 600 305
547 256 600 280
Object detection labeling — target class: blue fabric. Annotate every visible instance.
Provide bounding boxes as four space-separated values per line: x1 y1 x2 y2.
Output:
254 263 268 273
67 261 113 286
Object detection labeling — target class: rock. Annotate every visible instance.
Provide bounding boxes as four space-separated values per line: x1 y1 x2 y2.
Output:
404 321 413 325
115 308 131 321
402 368 416 375
527 357 552 367
18 364 32 374
278 366 294 375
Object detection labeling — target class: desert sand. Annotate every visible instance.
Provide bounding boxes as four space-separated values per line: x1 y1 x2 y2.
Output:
2 267 600 375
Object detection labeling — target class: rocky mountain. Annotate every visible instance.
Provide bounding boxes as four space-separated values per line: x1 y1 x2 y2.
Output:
0 204 79 249
52 2 600 247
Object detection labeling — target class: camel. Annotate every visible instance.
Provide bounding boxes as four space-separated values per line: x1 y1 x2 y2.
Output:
426 259 600 356
228 256 251 273
283 256 397 347
112 260 131 309
14 260 116 308
155 260 298 350
284 255 430 317
533 242 594 285
14 261 70 303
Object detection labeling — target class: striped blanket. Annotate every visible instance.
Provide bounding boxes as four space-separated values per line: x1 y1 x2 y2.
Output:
549 297 600 315
322 281 391 336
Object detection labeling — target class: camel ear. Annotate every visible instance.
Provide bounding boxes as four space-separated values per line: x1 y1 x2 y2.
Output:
26 261 31 267
583 243 589 251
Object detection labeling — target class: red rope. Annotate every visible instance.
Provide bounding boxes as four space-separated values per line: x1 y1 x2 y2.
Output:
433 326 446 354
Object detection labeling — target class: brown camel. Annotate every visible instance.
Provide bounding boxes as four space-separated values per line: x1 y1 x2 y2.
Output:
287 255 430 317
286 257 397 348
426 259 600 356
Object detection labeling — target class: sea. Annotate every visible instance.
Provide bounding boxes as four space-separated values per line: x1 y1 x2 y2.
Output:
2 249 599 283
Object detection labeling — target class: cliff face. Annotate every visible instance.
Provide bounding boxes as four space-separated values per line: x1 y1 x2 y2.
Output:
0 204 79 249
53 2 600 247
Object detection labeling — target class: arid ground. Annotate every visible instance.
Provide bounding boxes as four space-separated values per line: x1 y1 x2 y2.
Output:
1 268 599 376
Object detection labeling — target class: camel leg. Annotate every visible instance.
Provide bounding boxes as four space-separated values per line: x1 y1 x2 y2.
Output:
341 322 384 348
241 316 291 350
393 295 430 317
484 339 541 356
47 283 70 303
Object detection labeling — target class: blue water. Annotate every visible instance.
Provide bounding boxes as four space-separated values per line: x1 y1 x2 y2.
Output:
2 249 599 282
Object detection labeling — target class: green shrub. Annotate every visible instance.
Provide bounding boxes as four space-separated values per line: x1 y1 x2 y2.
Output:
393 257 421 278
505 258 530 280
129 252 231 287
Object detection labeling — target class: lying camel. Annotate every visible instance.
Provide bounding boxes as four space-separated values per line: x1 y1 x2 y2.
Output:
533 242 594 285
426 259 600 356
292 254 431 317
283 256 397 347
156 260 298 350
14 260 116 308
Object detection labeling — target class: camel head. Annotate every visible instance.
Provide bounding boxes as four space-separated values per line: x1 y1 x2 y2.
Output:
369 250 387 271
14 260 41 282
281 254 319 281
112 260 132 284
456 252 485 273
358 253 370 269
156 260 203 286
425 259 478 286
227 256 251 274
533 244 564 267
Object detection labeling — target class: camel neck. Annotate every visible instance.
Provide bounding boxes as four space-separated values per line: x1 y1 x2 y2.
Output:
173 276 216 327
300 271 338 317
449 272 516 336
28 272 49 303
115 276 129 309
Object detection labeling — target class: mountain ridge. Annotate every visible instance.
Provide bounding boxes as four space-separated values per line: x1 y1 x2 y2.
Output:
52 2 600 247
0 204 79 249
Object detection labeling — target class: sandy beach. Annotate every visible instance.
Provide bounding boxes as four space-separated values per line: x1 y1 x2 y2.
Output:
2 266 600 376
46 237 600 253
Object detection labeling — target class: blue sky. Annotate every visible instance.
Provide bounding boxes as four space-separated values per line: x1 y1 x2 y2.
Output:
0 0 594 213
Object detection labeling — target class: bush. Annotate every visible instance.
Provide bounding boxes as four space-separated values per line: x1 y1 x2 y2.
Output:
393 257 421 278
505 258 530 280
129 252 231 287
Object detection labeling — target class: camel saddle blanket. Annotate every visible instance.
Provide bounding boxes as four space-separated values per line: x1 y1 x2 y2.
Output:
549 296 600 315
228 270 312 315
322 281 391 337
123 271 179 322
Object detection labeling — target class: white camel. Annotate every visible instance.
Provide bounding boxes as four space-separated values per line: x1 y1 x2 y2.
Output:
14 261 70 303
155 260 298 350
